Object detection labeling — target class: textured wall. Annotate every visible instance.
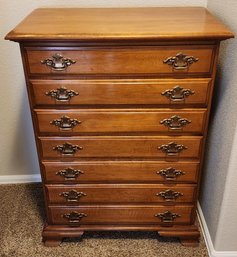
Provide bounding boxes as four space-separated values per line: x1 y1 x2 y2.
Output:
0 0 206 176
199 0 237 251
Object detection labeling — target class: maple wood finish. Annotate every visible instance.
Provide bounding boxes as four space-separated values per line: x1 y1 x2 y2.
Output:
5 8 233 41
39 136 203 158
45 184 196 204
35 109 207 134
42 161 200 183
49 205 194 225
25 46 214 75
30 79 212 106
5 7 233 247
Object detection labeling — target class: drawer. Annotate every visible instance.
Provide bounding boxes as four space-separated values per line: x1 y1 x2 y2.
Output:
25 46 215 75
42 161 200 183
39 136 202 159
46 184 196 204
30 79 212 106
49 205 194 225
35 109 207 134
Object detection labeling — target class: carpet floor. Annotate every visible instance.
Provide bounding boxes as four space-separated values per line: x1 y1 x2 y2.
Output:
0 183 208 257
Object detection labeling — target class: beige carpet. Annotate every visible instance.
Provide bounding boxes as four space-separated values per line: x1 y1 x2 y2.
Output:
0 183 208 257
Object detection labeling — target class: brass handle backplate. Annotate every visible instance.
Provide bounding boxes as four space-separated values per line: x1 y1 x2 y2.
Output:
156 189 183 201
45 87 79 102
56 167 84 180
62 211 87 223
60 189 87 202
155 210 180 225
157 167 185 181
158 142 188 156
50 115 81 130
160 115 191 130
161 86 194 102
41 53 76 71
158 142 187 156
53 142 83 155
163 52 199 70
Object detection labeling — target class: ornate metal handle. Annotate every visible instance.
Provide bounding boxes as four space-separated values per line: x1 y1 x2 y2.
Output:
161 86 194 102
50 116 81 130
156 189 183 202
157 167 185 181
56 167 84 180
60 189 87 202
53 142 82 155
163 52 199 70
155 211 180 224
62 211 87 223
41 53 76 71
158 142 187 156
160 115 191 130
45 87 79 102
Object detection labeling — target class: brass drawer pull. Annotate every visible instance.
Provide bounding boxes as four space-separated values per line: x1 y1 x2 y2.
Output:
158 142 187 156
45 87 79 102
156 189 183 201
163 52 199 70
41 53 76 71
157 167 185 181
50 115 81 130
62 211 87 223
53 142 83 155
160 115 191 130
155 211 180 224
60 189 87 202
161 86 195 102
56 167 84 180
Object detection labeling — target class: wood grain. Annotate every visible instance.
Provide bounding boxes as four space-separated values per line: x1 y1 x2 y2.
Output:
45 184 196 204
30 78 212 106
35 108 207 134
39 136 203 159
42 160 200 183
25 46 214 75
5 8 234 41
48 205 194 225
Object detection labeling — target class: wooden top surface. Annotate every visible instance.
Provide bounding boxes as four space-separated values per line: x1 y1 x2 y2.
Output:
5 7 234 41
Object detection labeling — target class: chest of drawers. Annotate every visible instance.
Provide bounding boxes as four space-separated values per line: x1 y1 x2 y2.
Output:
5 7 233 247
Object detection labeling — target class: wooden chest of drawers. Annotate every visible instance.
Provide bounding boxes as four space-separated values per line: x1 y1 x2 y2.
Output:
5 7 233 247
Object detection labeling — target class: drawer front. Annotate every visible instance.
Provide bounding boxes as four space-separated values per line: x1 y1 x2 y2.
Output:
46 184 196 204
49 205 194 225
30 79 211 106
39 136 202 159
42 161 200 183
25 46 214 75
35 109 207 134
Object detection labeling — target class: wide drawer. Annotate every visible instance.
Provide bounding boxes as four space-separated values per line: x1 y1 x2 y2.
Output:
49 205 194 225
25 46 214 75
42 161 200 183
46 184 196 204
39 136 202 159
35 109 207 134
30 79 211 106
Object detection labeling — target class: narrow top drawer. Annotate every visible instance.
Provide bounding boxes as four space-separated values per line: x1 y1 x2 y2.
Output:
24 45 215 76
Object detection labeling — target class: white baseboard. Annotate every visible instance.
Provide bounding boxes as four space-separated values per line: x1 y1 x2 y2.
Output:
197 202 237 257
0 174 41 184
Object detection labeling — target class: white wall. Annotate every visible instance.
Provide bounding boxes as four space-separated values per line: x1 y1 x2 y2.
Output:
199 0 237 252
0 0 206 177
